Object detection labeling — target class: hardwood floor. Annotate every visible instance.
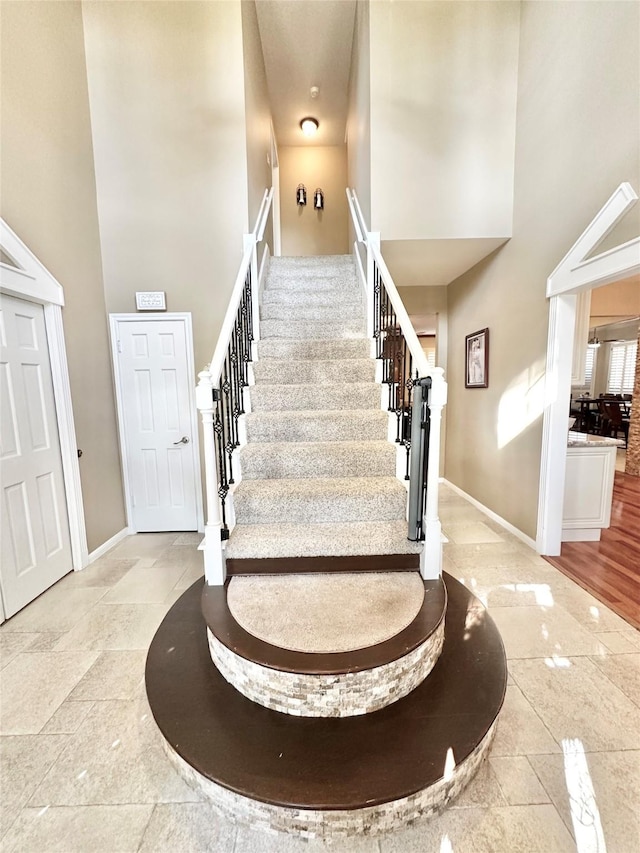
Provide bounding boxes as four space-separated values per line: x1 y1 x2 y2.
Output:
545 471 640 630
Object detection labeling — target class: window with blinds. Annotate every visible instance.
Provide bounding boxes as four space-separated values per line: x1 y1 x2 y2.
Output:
607 340 637 395
584 346 595 386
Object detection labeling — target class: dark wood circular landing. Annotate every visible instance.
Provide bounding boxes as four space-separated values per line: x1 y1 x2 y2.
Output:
202 576 447 675
145 572 507 812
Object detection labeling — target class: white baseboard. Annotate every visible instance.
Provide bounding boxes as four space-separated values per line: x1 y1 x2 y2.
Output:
83 527 132 567
442 479 537 552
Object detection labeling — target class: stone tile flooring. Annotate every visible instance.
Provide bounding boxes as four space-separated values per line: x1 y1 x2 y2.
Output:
1 486 639 852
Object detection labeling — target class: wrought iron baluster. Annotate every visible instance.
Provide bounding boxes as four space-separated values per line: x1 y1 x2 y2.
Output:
397 337 409 445
240 288 251 387
382 289 391 386
245 268 254 344
227 336 239 450
212 390 229 539
387 307 399 414
374 264 382 359
234 307 247 409
221 357 235 483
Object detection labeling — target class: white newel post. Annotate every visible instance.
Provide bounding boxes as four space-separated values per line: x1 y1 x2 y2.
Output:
196 369 226 586
421 368 448 581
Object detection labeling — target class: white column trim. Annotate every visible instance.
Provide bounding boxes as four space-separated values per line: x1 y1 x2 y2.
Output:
538 182 639 555
44 304 89 569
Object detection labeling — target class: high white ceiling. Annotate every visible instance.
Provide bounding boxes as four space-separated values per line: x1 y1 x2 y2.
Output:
255 0 357 147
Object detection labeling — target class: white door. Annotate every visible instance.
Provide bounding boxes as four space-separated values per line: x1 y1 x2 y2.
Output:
114 316 199 532
0 294 72 617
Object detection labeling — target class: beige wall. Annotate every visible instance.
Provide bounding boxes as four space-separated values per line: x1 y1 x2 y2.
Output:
369 0 520 241
445 0 640 539
242 0 274 248
591 278 640 325
396 286 448 374
82 0 248 373
346 0 371 229
0 0 126 551
279 146 349 256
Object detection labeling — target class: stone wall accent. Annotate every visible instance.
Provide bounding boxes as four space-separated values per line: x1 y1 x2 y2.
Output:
207 620 445 717
163 718 497 839
626 327 640 476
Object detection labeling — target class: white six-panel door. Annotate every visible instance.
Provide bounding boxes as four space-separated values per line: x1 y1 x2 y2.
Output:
0 294 72 617
113 316 200 532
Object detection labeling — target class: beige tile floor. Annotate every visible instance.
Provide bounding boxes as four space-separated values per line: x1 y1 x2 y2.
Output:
1 487 639 852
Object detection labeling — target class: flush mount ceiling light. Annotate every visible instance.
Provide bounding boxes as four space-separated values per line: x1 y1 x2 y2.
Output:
300 117 319 137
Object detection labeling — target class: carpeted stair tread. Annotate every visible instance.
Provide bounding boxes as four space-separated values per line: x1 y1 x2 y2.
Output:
239 440 396 480
264 280 359 295
261 288 363 307
225 520 423 559
245 409 389 443
270 255 354 267
260 318 366 340
249 382 380 412
260 302 363 322
256 339 370 361
252 358 375 386
233 476 408 524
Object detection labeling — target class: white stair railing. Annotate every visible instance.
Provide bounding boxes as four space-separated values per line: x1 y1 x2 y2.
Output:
346 188 448 580
197 188 273 585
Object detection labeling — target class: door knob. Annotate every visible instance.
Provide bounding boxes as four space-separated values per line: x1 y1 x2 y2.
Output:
173 436 190 445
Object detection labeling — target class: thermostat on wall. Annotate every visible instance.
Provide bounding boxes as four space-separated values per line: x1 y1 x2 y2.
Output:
135 291 166 311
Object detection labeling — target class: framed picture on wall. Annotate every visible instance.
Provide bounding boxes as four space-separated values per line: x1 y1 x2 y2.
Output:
465 328 489 388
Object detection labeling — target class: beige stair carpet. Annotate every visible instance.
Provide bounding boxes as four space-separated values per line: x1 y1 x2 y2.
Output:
227 572 425 653
225 254 422 561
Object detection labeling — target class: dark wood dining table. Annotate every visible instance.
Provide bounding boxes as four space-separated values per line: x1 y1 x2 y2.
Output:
572 397 601 432
572 396 632 433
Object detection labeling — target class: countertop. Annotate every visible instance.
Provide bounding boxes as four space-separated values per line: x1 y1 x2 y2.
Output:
567 431 625 448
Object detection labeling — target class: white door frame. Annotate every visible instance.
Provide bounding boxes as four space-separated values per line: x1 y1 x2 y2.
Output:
109 312 204 533
536 183 640 555
0 219 88 570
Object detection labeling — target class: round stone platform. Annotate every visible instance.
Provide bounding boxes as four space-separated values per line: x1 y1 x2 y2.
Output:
203 572 447 716
145 573 507 838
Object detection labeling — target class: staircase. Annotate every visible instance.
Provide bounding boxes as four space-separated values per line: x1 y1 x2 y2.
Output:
147 195 506 840
226 254 421 571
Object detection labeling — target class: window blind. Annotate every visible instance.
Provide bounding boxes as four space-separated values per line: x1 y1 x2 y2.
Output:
607 341 637 395
584 346 595 386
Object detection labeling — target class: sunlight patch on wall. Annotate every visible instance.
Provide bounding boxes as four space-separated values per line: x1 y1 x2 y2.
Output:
497 362 546 449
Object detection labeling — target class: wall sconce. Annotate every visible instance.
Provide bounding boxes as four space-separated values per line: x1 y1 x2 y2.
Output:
296 184 307 206
314 188 324 210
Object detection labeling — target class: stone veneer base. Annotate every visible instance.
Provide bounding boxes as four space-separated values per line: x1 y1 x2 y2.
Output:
207 621 445 717
163 720 497 839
